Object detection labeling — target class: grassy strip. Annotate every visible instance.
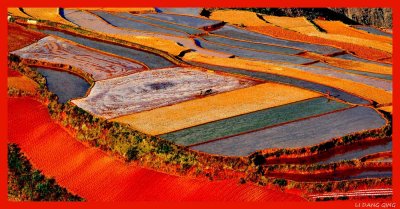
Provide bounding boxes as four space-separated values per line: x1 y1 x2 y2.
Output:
8 143 84 201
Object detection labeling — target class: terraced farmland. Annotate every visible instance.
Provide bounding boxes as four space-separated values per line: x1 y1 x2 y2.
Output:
195 38 314 64
202 35 303 55
37 29 175 69
8 7 393 202
212 26 342 55
73 67 256 119
156 8 202 16
115 12 203 35
352 25 392 38
191 106 386 156
11 36 147 80
161 97 349 146
189 61 370 104
141 13 221 28
112 83 320 135
8 97 305 201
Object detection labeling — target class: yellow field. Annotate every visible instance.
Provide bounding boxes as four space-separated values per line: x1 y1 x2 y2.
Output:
378 106 392 113
210 10 268 26
8 76 38 94
264 16 319 33
183 52 392 105
112 83 320 135
8 8 31 18
107 33 187 56
301 52 392 75
314 20 392 44
23 8 76 26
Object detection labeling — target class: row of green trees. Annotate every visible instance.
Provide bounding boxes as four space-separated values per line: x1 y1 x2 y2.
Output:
8 143 84 201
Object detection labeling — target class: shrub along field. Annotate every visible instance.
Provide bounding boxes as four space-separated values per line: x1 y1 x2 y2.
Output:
112 82 320 135
38 29 175 69
161 97 349 146
8 143 84 201
73 67 256 119
11 36 147 81
191 106 386 156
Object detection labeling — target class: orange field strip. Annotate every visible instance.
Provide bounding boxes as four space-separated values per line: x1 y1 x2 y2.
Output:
378 106 392 113
210 10 268 26
246 25 392 62
314 20 392 44
8 76 38 94
300 52 392 75
8 97 305 201
8 8 31 18
111 83 321 135
183 52 392 105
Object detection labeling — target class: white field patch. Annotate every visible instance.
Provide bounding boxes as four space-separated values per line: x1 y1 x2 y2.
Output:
72 67 256 119
11 36 146 80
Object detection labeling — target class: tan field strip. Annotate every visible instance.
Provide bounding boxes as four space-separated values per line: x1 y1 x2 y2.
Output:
378 106 392 113
112 83 321 135
23 8 76 27
8 8 31 18
263 16 319 33
301 52 392 75
210 10 268 26
8 76 38 94
183 52 392 105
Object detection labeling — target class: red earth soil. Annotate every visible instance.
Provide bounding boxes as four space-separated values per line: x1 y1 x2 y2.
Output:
8 97 305 202
247 26 392 63
8 23 47 52
8 68 22 77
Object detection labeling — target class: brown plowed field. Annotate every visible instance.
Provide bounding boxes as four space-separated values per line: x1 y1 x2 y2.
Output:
8 97 305 201
8 23 46 51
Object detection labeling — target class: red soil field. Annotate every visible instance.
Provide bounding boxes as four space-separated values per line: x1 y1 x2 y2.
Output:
8 97 305 202
247 25 392 63
8 23 47 51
